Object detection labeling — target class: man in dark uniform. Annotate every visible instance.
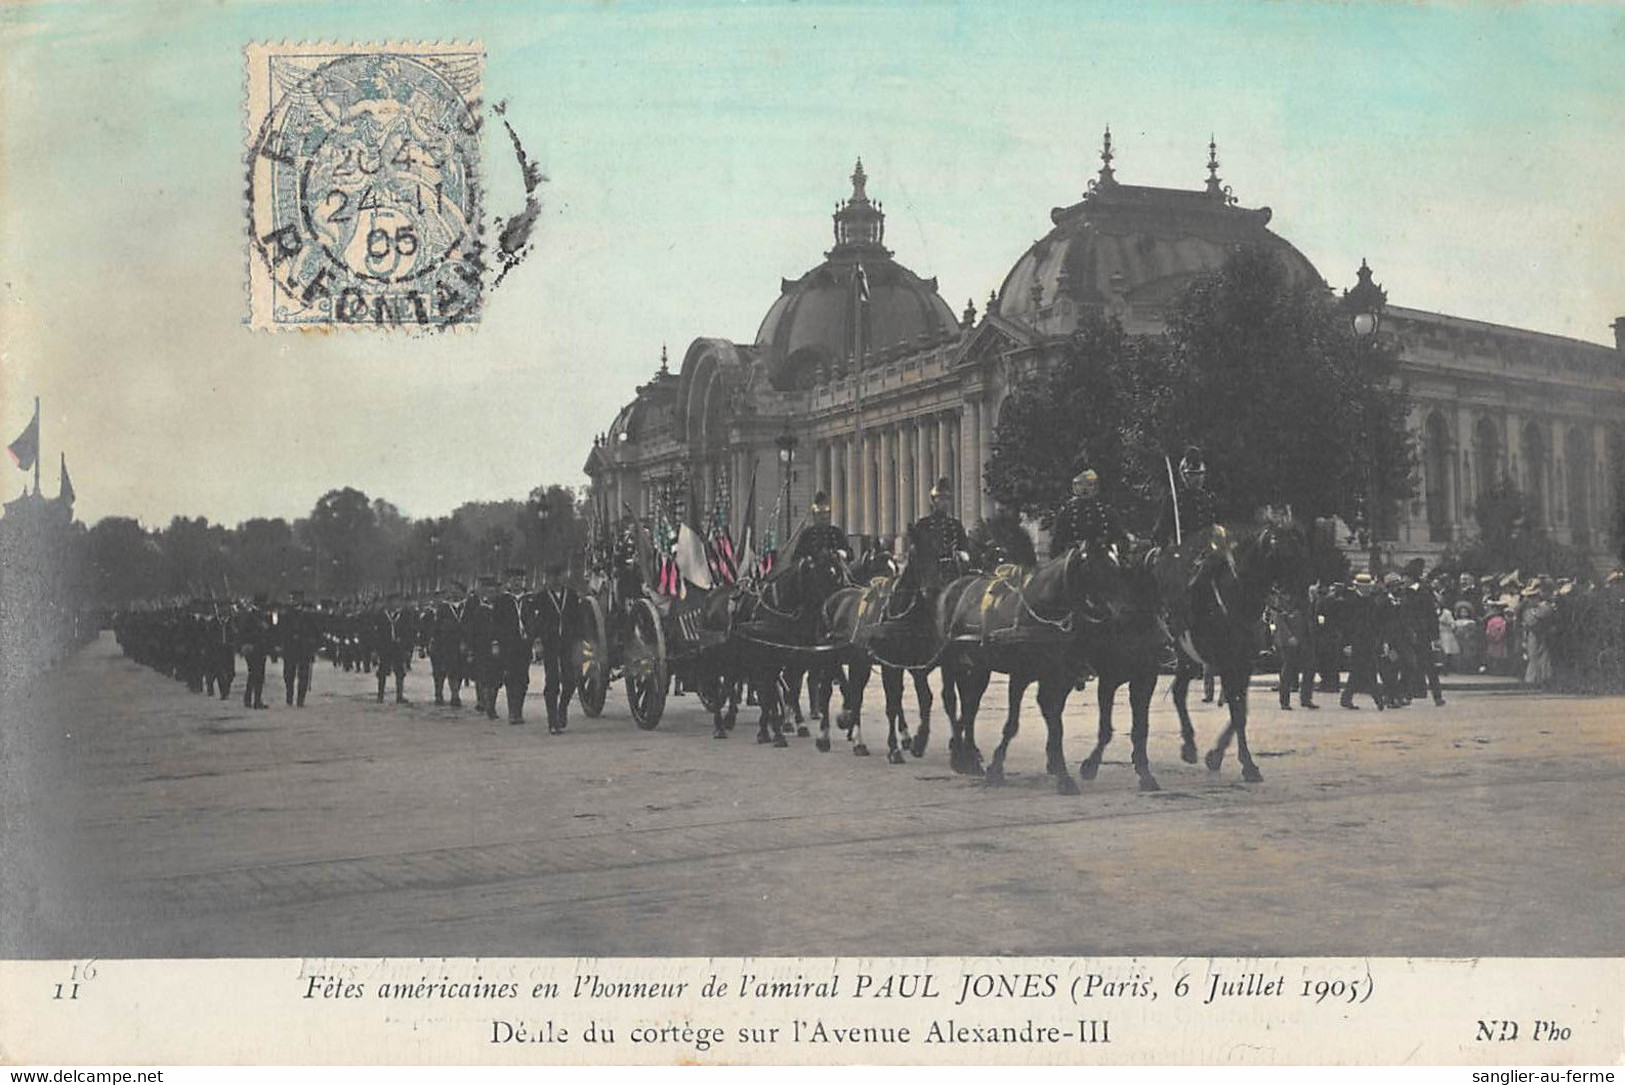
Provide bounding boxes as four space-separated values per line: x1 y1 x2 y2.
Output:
1151 447 1222 637
1268 587 1319 710
490 568 536 725
531 564 581 734
373 590 415 705
796 491 852 568
1050 467 1119 558
465 575 502 718
236 592 272 709
429 583 471 707
906 477 971 592
206 600 236 701
279 589 319 707
1152 446 1219 547
1377 572 1410 708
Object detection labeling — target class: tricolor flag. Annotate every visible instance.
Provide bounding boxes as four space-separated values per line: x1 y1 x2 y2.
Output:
8 405 39 472
855 262 870 304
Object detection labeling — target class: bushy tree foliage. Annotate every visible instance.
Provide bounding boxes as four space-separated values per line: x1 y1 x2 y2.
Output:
987 247 1415 540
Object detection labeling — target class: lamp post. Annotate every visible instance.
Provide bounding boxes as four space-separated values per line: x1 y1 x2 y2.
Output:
776 432 799 541
1344 258 1388 572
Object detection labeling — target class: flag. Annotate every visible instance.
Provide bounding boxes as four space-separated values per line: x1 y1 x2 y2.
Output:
59 454 75 505
855 262 870 303
8 407 38 472
674 523 714 591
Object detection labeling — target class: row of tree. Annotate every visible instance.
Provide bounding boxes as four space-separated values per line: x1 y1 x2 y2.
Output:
77 483 591 607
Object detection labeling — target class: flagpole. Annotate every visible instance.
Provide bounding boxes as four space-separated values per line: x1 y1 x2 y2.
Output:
852 265 866 541
33 397 40 496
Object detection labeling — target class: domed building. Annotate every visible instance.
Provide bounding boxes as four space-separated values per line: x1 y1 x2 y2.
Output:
587 137 1625 569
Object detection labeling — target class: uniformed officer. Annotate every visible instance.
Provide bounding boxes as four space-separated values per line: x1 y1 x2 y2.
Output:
1399 562 1446 706
1049 467 1119 558
1340 573 1386 710
907 478 972 592
531 564 581 734
279 589 319 707
1152 446 1219 547
490 567 536 725
429 583 471 707
373 590 415 704
796 491 852 568
467 575 502 719
236 592 272 710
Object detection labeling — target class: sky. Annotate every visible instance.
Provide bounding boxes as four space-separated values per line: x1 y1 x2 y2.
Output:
2 0 1622 529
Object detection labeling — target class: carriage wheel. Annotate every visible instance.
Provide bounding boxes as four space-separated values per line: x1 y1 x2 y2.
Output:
624 598 670 730
575 595 610 718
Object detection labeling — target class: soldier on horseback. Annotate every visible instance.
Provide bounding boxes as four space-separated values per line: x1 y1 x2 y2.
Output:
1050 466 1120 559
1150 446 1225 636
907 477 971 592
795 491 852 573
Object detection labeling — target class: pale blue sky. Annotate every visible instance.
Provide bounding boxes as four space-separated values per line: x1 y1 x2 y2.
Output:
2 0 1622 526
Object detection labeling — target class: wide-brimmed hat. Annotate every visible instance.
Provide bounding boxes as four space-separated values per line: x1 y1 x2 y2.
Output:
1520 583 1542 597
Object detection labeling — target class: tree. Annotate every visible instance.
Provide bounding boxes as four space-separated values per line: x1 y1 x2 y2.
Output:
303 487 377 595
84 516 159 607
1456 478 1590 578
1161 246 1413 530
987 247 1415 543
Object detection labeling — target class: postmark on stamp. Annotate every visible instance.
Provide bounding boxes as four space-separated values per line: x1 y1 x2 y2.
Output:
246 43 485 330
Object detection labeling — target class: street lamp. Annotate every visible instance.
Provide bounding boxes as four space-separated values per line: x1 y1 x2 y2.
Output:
1344 258 1387 339
776 432 799 540
1344 259 1388 571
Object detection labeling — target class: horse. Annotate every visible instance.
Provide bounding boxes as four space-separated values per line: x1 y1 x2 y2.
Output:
821 546 950 762
934 541 1132 794
1075 542 1170 791
1160 520 1310 782
716 550 851 747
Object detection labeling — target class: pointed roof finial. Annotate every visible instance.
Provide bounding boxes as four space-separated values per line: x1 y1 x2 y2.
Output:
851 157 868 201
1205 134 1225 197
1092 125 1118 194
659 343 669 375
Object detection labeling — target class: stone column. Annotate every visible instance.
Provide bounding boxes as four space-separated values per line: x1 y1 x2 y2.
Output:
977 397 994 521
934 414 948 497
843 437 858 535
914 420 929 524
959 400 978 524
880 427 897 539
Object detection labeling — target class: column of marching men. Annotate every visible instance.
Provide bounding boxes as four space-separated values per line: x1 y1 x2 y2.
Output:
111 565 585 733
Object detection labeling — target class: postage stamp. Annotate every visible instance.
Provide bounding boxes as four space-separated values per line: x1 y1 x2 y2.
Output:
245 42 485 329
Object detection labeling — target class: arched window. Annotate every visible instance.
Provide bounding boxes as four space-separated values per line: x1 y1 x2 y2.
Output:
1565 426 1591 543
1522 422 1548 529
1424 412 1452 542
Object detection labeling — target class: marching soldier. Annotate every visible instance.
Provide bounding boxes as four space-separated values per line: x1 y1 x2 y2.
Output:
907 477 971 591
468 577 502 717
490 567 537 725
236 592 272 709
278 589 319 707
373 590 415 704
1049 466 1119 558
429 583 471 707
532 564 580 734
1399 562 1446 706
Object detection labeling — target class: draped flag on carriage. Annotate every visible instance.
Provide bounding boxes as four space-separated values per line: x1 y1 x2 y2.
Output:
674 522 714 592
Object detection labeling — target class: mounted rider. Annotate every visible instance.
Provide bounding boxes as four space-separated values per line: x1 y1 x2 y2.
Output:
1150 446 1226 635
788 491 852 574
1049 465 1120 559
907 477 972 593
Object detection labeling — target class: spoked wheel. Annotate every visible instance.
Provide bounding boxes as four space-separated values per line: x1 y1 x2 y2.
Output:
625 597 669 730
575 595 610 718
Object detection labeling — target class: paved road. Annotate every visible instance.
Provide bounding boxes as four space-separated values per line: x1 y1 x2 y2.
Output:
3 633 1621 958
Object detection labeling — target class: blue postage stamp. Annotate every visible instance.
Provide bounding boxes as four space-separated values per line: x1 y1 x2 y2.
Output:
246 43 484 329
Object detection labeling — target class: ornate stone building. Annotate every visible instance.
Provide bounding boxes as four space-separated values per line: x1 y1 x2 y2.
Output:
585 136 1625 568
